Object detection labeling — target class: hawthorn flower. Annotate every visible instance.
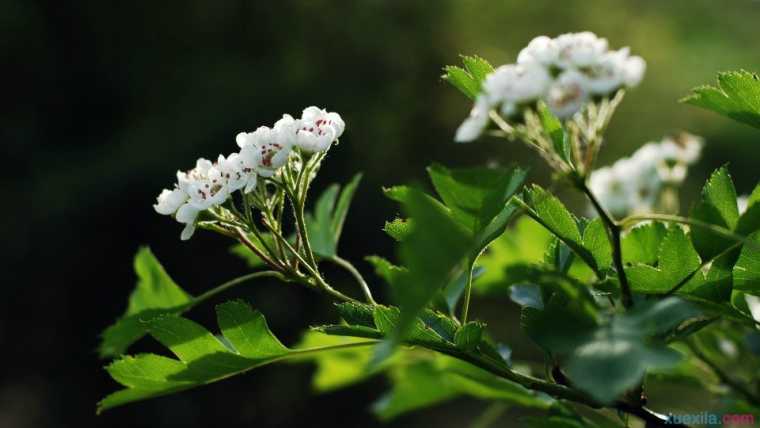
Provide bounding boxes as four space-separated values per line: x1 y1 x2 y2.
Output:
546 69 590 119
295 107 345 152
178 158 230 210
555 32 608 69
517 36 558 66
484 63 552 104
153 188 187 215
237 126 293 178
455 96 491 142
738 196 749 215
588 133 703 218
454 31 645 142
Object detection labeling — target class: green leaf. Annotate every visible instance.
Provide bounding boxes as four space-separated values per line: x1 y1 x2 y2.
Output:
442 56 494 100
294 331 375 392
442 65 480 100
682 70 760 129
582 218 612 271
690 166 740 259
454 322 484 352
733 231 760 295
621 222 667 265
475 216 553 293
98 247 192 358
364 255 406 295
427 163 527 239
737 183 760 236
305 173 363 257
564 298 696 404
390 188 473 343
626 226 702 294
537 100 572 164
98 300 377 413
382 218 412 242
373 354 553 420
461 55 495 85
521 185 598 272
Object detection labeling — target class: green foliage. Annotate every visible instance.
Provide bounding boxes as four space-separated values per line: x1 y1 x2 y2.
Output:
733 231 760 295
373 354 554 420
564 298 699 403
537 101 572 165
442 55 494 99
475 216 553 293
98 300 376 413
626 225 702 294
383 217 412 242
690 166 740 259
682 70 760 129
305 173 363 257
98 247 192 358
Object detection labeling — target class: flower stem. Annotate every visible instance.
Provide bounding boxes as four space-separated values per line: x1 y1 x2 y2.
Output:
328 255 376 304
461 263 475 323
579 180 633 308
191 270 285 307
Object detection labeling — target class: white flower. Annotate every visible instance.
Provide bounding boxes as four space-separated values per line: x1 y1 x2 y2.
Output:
483 63 551 104
178 158 230 210
545 69 590 119
153 188 187 215
455 96 492 142
555 32 608 69
622 55 646 87
219 152 258 194
586 48 629 94
738 195 749 215
589 166 632 217
517 36 558 66
175 202 201 241
238 126 293 177
295 107 345 152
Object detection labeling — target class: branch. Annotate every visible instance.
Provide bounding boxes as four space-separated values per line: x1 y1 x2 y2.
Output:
579 180 632 308
328 255 376 304
686 338 760 407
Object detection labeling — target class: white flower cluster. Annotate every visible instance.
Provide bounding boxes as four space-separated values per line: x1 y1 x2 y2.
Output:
588 133 703 218
153 107 345 240
456 32 646 142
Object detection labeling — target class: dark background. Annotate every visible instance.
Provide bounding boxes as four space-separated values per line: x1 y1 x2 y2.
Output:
3 1 760 427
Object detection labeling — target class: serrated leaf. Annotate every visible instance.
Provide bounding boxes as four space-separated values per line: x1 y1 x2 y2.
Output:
382 218 412 242
537 100 572 164
454 322 484 351
99 248 192 358
626 226 702 294
98 300 377 413
582 218 612 272
443 65 480 99
621 222 667 265
521 185 598 272
461 55 494 85
733 231 760 295
690 166 740 259
294 331 375 392
682 70 760 129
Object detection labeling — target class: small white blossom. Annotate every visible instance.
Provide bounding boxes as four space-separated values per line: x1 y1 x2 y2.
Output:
588 133 702 218
237 126 293 177
555 32 608 69
295 107 345 152
483 63 551 104
738 195 749 215
622 55 646 87
455 96 492 143
153 188 187 215
517 36 558 66
546 69 590 119
175 202 201 241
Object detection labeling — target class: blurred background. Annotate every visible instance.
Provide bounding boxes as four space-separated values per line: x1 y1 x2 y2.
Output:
3 1 760 427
